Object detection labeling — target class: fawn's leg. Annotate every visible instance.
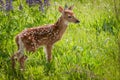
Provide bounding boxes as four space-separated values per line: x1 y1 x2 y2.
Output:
11 51 22 69
18 55 27 71
11 37 27 70
44 45 53 62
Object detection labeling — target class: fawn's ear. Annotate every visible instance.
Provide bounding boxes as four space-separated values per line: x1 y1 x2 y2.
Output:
68 5 74 10
58 6 64 13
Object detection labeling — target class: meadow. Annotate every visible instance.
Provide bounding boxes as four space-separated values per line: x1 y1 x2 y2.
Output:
0 0 120 80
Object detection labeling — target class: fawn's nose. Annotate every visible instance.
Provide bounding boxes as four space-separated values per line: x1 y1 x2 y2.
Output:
75 20 80 23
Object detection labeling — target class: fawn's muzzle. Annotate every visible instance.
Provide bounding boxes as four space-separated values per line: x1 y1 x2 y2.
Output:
75 20 80 23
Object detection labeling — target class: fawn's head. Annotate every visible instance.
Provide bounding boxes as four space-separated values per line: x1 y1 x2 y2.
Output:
58 5 80 24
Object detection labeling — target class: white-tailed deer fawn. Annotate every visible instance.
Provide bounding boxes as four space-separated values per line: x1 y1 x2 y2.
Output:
11 5 80 70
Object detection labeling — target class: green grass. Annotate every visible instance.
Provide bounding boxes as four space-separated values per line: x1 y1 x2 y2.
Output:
0 0 120 80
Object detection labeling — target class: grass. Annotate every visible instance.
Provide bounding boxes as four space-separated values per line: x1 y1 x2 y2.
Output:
0 0 120 80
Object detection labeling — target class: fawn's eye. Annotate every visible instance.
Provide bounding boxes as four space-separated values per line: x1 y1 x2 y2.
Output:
68 16 72 18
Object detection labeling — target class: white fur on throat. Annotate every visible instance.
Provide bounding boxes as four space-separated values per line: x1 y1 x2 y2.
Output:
64 20 68 25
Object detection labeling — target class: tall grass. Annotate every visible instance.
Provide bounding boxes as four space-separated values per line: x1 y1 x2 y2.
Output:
0 0 120 80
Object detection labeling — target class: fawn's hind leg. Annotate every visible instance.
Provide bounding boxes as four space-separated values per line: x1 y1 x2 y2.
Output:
11 51 25 69
11 52 27 70
11 36 27 70
19 54 27 70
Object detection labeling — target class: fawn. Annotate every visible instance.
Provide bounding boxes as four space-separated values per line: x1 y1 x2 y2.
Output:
11 5 80 70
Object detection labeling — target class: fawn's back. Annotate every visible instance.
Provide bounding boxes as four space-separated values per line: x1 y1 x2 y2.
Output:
16 24 63 52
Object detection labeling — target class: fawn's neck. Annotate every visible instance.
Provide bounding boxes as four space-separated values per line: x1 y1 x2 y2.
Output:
55 16 68 34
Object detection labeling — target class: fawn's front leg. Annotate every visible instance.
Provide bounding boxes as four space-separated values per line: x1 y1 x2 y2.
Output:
45 45 53 62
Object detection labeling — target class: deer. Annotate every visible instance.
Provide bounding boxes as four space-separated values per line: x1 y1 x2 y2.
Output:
11 5 80 70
